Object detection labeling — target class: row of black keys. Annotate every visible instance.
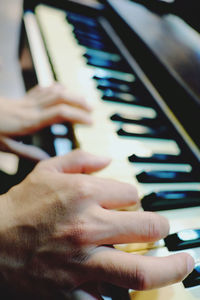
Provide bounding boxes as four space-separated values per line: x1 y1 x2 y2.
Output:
63 10 200 289
66 12 193 148
65 11 200 212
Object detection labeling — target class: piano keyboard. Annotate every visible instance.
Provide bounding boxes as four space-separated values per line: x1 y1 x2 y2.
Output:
23 3 200 299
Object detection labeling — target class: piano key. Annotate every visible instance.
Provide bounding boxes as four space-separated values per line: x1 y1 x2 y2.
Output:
128 153 189 164
23 11 54 87
73 28 111 44
73 28 106 42
72 25 104 38
133 162 192 173
117 123 168 138
97 80 131 93
85 48 121 62
95 74 146 93
66 12 99 28
54 137 72 156
183 262 200 288
164 229 200 251
143 231 200 256
85 56 128 71
111 112 161 124
102 89 140 104
141 190 200 211
76 37 112 51
50 123 68 136
136 170 200 183
93 68 136 82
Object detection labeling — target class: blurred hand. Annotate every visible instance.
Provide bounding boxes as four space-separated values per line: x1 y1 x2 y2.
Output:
0 83 92 161
0 150 194 299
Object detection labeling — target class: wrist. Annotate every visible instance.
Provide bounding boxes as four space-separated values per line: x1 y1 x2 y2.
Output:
0 187 32 268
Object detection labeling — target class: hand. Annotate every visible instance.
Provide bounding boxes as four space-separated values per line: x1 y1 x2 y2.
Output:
0 83 92 161
0 150 194 299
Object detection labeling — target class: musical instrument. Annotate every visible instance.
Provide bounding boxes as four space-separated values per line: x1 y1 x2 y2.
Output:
18 0 200 299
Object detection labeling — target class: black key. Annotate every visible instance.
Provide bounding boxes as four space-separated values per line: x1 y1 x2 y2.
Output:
67 13 98 28
77 38 113 52
72 25 102 36
128 153 188 163
141 190 200 211
84 51 123 62
183 263 200 288
165 229 200 251
117 124 168 139
86 56 127 71
111 113 162 127
76 36 105 47
136 170 199 183
102 89 140 105
102 89 155 107
93 69 136 83
98 80 132 93
74 29 104 42
86 49 121 63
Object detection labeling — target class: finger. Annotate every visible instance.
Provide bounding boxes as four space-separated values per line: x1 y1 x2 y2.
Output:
39 88 92 112
25 83 60 99
24 84 44 97
87 247 195 290
59 91 92 112
39 104 93 126
38 150 139 208
37 149 111 174
81 176 139 209
27 83 92 112
52 82 92 111
89 210 169 245
0 137 49 162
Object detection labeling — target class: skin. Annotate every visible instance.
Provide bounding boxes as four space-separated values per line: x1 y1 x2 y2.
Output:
0 149 195 299
0 83 92 161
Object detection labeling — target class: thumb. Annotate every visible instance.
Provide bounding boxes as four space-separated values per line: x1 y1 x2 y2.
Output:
37 149 111 174
0 136 50 162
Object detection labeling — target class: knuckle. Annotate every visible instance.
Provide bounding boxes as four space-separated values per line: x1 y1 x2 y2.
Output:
145 212 162 241
67 218 90 246
75 177 92 202
69 223 85 244
134 266 150 290
57 104 67 115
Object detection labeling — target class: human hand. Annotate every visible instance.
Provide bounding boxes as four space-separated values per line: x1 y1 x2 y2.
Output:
0 83 92 161
0 150 194 299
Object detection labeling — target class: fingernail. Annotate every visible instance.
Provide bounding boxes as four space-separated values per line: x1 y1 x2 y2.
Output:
187 255 195 273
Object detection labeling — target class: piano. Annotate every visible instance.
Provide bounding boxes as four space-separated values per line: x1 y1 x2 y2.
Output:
16 0 200 298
